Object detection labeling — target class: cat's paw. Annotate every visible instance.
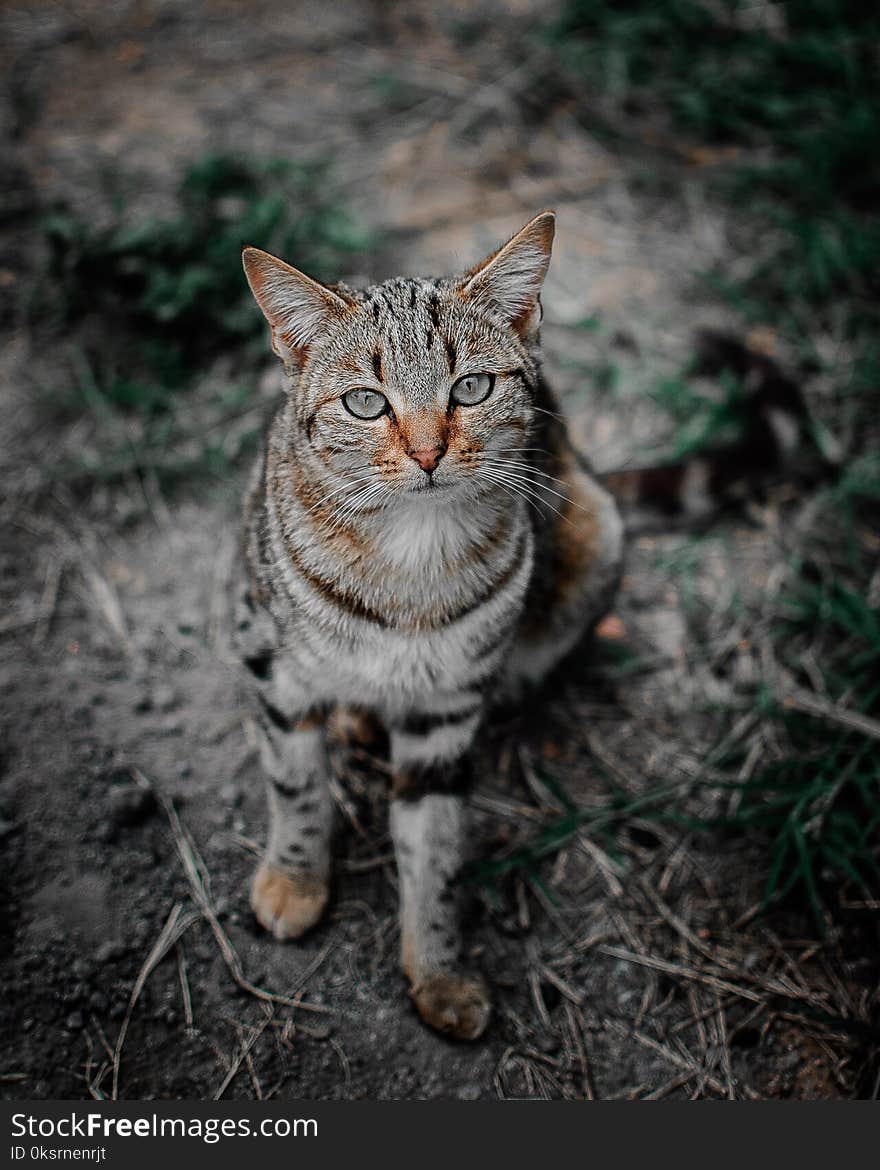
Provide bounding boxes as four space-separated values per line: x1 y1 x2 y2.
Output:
410 972 491 1041
250 862 328 941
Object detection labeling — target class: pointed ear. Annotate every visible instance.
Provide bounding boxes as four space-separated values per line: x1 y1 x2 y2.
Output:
459 210 555 339
242 247 353 372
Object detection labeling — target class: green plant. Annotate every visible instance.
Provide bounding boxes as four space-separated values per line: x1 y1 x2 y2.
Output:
677 466 878 927
549 0 880 442
648 371 748 461
34 153 371 485
539 0 880 926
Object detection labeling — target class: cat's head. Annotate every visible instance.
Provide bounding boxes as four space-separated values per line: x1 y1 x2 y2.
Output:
242 212 554 502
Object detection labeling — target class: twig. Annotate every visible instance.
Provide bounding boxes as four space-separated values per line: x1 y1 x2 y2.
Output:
470 791 545 823
605 1018 727 1096
138 769 330 1016
33 559 65 645
641 1069 696 1100
494 1046 516 1099
89 1018 116 1100
640 879 742 977
670 997 737 1037
598 945 763 1004
518 746 566 812
214 1008 274 1101
80 561 133 655
540 964 584 1007
244 1046 264 1101
176 942 194 1031
782 684 880 744
578 835 625 897
715 994 736 1100
0 609 47 635
564 1002 595 1100
330 1037 352 1097
528 967 552 1028
112 902 200 1099
284 937 336 1000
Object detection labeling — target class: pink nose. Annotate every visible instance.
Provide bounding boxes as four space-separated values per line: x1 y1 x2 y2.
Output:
408 445 446 473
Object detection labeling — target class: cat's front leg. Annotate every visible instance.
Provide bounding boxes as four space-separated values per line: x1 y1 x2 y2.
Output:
251 698 334 940
389 709 490 1041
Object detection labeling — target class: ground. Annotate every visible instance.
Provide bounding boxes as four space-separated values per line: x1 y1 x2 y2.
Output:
1 1 877 1100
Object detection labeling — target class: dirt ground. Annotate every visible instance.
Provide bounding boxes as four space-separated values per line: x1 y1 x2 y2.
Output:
1 1 876 1100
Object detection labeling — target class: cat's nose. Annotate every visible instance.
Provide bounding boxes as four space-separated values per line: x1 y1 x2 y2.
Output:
408 444 447 473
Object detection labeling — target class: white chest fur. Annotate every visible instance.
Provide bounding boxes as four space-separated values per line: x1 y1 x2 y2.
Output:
272 511 533 717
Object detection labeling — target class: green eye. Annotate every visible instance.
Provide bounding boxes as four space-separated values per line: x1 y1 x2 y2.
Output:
450 372 494 406
342 388 389 420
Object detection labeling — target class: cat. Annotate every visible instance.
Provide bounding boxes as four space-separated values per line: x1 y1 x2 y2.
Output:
235 211 624 1040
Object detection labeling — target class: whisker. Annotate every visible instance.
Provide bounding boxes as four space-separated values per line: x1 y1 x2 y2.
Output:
494 448 554 456
483 458 572 488
477 468 566 523
308 477 391 537
296 474 379 536
484 463 573 505
531 405 567 422
323 472 378 498
348 480 394 513
334 482 388 527
482 462 586 512
478 467 577 527
476 469 541 519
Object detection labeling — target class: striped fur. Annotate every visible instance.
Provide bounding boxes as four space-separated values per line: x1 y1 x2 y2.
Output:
236 212 622 1039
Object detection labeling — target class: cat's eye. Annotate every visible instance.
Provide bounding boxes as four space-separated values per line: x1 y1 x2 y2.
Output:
342 388 390 420
450 372 494 406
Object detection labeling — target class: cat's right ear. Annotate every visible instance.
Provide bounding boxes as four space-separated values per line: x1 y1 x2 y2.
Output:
458 211 555 340
242 247 353 373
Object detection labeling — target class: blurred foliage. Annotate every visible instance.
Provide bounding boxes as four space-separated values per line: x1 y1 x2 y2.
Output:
653 463 880 930
550 0 880 438
649 370 748 460
34 154 370 484
748 461 880 923
716 554 878 926
552 0 879 160
532 0 880 927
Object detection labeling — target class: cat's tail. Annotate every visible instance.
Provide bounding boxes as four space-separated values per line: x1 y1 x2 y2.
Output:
596 329 839 527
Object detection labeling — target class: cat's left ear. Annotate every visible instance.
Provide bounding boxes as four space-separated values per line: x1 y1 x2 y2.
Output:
242 246 354 373
458 210 555 340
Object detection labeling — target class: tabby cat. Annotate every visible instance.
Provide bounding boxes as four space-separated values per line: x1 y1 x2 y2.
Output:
236 212 623 1039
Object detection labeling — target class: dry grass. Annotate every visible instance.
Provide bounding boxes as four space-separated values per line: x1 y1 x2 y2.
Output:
1 0 877 1100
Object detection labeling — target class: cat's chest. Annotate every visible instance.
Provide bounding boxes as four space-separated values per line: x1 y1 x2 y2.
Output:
278 541 533 713
297 582 518 710
265 492 532 708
